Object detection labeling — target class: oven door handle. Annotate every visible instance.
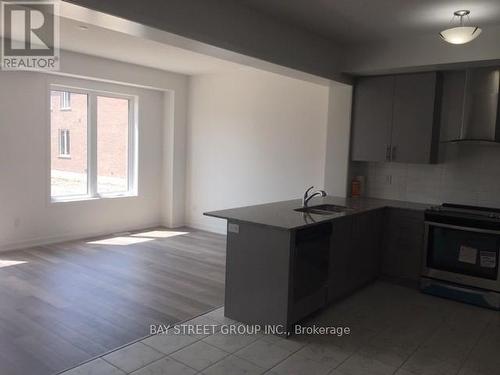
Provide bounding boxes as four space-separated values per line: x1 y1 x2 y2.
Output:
425 221 500 235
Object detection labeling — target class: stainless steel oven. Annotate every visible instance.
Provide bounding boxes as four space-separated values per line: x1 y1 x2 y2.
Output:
421 204 500 310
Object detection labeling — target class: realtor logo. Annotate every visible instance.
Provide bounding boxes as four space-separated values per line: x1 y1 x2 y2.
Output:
1 0 60 70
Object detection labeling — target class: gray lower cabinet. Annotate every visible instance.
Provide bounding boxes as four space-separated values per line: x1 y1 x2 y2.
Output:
351 72 441 164
381 208 425 285
224 222 292 329
352 209 384 287
224 208 422 330
328 216 354 302
225 210 387 330
224 221 332 331
328 209 383 303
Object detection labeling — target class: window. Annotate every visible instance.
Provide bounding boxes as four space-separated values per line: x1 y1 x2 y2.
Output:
51 90 88 197
97 96 130 194
60 91 71 110
58 129 71 157
50 87 136 201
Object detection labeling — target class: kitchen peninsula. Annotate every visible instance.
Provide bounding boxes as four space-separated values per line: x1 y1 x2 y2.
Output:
205 196 429 332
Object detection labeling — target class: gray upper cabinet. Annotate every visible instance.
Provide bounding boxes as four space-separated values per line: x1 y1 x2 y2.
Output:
440 71 466 142
352 72 441 164
351 76 394 162
391 73 440 164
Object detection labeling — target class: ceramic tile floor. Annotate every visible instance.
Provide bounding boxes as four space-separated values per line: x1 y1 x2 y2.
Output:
58 282 500 375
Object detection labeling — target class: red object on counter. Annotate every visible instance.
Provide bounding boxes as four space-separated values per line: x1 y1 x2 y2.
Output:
351 180 361 197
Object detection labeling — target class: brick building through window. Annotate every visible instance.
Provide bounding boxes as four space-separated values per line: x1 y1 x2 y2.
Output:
50 89 131 198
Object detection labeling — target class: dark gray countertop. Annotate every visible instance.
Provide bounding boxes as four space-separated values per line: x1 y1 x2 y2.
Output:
204 196 431 231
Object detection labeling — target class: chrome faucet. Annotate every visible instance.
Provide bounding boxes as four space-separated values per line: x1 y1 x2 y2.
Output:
303 186 327 208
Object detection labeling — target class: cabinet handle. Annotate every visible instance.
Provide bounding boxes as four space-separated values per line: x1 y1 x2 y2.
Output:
392 146 396 161
386 145 391 161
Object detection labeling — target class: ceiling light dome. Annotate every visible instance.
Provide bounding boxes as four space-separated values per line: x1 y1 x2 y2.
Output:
440 10 482 45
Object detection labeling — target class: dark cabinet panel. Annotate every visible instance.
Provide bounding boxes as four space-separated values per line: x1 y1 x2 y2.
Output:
328 216 354 302
351 76 394 162
351 209 383 288
293 224 330 302
225 222 292 328
351 72 441 164
440 71 466 142
291 223 331 323
328 210 383 303
225 208 425 330
391 72 440 163
381 208 425 285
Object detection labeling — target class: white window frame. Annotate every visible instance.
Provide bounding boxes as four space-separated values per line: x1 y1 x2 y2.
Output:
60 91 71 110
58 128 71 158
50 85 138 203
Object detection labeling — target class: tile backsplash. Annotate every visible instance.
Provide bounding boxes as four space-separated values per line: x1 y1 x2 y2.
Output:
351 143 500 208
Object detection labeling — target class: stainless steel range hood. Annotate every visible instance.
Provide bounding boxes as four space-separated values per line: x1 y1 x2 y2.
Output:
440 67 500 143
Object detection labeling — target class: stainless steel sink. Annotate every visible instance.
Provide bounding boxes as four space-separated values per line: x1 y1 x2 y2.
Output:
294 204 352 215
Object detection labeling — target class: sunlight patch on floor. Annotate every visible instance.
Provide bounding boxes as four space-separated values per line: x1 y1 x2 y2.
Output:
87 237 154 246
131 230 189 238
0 260 28 268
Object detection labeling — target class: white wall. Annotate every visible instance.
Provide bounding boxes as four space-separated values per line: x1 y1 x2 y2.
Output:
161 84 189 228
0 73 162 250
56 51 190 230
324 81 353 197
0 50 352 247
185 68 330 233
0 52 189 251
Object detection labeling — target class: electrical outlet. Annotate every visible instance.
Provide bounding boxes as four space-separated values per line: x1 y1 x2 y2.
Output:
228 223 239 234
385 175 392 185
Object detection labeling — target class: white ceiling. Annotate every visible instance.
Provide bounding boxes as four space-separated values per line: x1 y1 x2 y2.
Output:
59 16 244 75
232 0 500 43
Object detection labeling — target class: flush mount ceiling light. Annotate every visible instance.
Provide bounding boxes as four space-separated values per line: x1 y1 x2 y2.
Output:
440 10 482 44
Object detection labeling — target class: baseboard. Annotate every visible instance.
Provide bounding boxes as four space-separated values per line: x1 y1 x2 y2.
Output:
185 218 227 235
0 221 161 252
379 274 420 290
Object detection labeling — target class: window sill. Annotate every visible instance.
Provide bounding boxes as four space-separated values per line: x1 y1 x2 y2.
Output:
58 155 71 159
99 192 138 200
51 193 138 204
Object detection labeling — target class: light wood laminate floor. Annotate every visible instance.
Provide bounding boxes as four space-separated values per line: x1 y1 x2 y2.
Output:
0 227 226 375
